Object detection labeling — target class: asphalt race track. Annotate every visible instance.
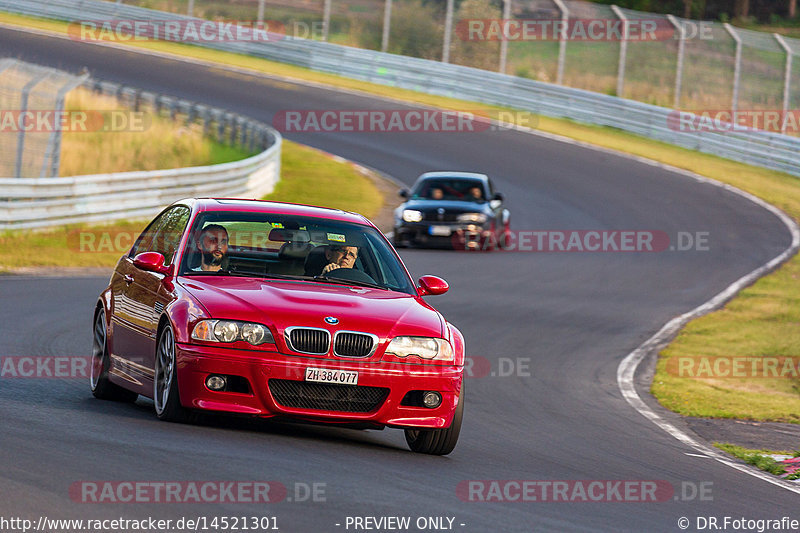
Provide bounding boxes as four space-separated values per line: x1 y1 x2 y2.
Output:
1 26 797 532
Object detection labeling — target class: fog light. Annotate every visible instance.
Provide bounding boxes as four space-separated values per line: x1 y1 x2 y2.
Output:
422 391 442 408
206 374 227 391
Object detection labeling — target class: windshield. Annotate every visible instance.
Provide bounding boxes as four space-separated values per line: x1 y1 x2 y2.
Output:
411 178 486 202
179 211 416 295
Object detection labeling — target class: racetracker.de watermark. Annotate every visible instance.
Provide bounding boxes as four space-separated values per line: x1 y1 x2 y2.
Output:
668 110 800 134
0 110 150 133
457 480 712 502
69 481 326 504
0 356 90 378
457 230 710 252
456 18 713 42
666 356 800 379
68 19 324 42
272 110 538 133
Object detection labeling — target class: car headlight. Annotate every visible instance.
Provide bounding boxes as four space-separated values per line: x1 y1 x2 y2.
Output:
192 320 274 346
456 213 488 224
402 209 423 222
385 336 454 362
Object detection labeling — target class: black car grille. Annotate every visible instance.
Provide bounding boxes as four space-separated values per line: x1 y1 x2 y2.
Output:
334 332 375 357
287 328 330 354
269 379 389 413
422 211 458 222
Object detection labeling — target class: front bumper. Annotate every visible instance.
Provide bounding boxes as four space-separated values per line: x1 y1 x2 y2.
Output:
394 222 492 249
176 343 463 429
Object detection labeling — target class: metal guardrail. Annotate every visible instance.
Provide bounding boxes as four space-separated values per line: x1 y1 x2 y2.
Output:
0 75 282 230
0 0 799 178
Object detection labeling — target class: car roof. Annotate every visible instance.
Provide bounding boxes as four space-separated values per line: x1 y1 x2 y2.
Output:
416 171 489 183
177 198 372 226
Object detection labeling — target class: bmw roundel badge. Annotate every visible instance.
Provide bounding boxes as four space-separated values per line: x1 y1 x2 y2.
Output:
324 316 339 325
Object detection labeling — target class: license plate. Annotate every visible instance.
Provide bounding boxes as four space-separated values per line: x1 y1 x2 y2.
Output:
305 367 358 385
429 225 451 236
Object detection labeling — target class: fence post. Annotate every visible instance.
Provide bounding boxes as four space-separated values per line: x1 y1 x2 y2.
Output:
724 23 742 114
442 0 454 63
15 71 50 179
42 73 90 178
610 5 628 98
381 0 392 53
322 0 331 41
553 0 568 85
498 0 511 73
667 15 686 109
257 0 265 24
187 0 194 17
775 33 793 135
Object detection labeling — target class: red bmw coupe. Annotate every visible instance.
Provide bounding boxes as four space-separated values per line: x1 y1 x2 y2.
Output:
91 199 465 454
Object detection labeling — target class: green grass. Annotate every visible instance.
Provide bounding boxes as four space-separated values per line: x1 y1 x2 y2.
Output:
714 443 794 477
3 10 800 422
0 140 381 269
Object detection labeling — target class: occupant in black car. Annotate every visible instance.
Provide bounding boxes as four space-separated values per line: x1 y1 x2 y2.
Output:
429 187 444 200
468 186 484 201
193 224 228 272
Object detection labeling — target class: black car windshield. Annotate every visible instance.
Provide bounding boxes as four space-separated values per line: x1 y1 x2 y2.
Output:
411 178 486 202
180 211 416 295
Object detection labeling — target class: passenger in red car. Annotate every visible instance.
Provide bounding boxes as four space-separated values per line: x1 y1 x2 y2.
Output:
322 245 358 274
194 224 229 272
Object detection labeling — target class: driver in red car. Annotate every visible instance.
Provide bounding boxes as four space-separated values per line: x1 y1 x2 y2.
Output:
322 245 358 274
193 224 229 272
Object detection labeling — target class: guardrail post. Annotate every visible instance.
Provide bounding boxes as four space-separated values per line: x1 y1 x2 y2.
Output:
667 15 686 110
381 0 392 53
724 23 742 114
187 0 194 18
257 0 265 24
322 0 331 41
553 0 568 85
15 71 50 179
442 0 454 63
610 5 628 98
498 0 511 73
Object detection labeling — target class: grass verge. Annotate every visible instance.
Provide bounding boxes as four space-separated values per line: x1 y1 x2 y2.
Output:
0 140 381 270
60 87 249 175
714 443 800 479
2 11 800 421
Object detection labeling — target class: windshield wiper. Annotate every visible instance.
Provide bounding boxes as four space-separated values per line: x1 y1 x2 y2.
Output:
311 276 388 290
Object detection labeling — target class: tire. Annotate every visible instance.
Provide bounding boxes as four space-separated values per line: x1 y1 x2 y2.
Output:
90 308 138 402
404 384 464 455
154 323 189 422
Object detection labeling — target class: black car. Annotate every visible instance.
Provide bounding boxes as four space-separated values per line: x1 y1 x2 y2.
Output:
393 171 510 250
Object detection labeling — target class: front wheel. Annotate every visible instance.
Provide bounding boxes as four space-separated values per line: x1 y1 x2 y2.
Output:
404 384 464 455
90 308 138 402
154 324 189 422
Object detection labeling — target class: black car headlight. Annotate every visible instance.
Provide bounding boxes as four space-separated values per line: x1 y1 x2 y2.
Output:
402 209 424 222
192 320 274 346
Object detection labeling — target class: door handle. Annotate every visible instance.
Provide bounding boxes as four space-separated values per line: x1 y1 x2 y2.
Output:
123 274 134 284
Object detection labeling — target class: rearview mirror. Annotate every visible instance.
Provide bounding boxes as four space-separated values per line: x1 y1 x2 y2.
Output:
417 275 449 296
133 252 171 275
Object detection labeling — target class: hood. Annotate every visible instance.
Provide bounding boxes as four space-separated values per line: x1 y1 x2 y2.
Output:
400 199 491 215
179 277 444 342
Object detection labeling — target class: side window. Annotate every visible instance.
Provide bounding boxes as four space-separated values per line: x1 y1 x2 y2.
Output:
129 211 170 257
150 207 191 265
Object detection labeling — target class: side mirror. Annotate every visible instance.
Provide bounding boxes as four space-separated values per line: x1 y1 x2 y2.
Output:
417 275 449 296
493 192 504 202
490 192 504 210
133 252 171 275
399 189 409 199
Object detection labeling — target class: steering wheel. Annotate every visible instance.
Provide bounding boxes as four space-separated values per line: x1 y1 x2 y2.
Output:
324 267 377 285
